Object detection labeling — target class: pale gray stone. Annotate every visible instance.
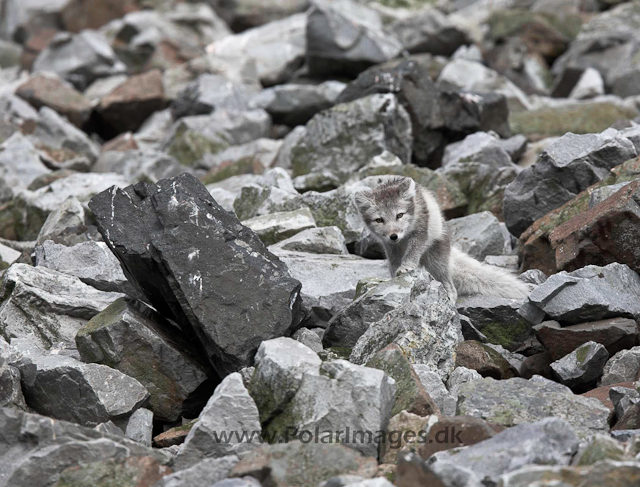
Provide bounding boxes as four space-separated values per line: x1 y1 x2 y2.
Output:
242 208 316 246
413 364 457 416
269 226 349 255
551 341 609 389
124 408 153 447
292 328 323 353
600 346 640 386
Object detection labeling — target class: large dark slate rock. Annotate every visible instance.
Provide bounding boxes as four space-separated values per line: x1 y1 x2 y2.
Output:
88 173 303 377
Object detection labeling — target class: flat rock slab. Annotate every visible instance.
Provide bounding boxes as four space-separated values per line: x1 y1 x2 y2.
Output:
89 173 303 377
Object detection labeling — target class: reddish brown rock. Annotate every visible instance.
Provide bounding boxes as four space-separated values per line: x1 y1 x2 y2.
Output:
520 351 554 380
535 319 639 362
550 179 640 274
455 340 518 380
21 28 59 70
61 0 139 33
612 401 640 430
366 344 440 417
152 421 196 448
581 382 634 413
98 70 167 137
16 73 92 128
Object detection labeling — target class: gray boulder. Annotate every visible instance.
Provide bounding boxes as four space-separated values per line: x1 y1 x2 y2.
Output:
448 211 512 260
242 208 316 246
504 129 637 237
93 150 188 184
527 263 640 324
0 264 123 350
428 418 579 486
201 138 283 174
89 173 304 377
306 0 403 77
457 377 611 438
269 226 349 255
124 408 153 447
16 345 149 427
265 360 396 458
290 94 412 183
207 0 309 30
0 357 26 410
249 337 321 423
174 373 261 469
599 346 640 386
75 298 209 423
550 341 609 389
36 196 84 245
413 364 457 416
292 328 323 353
156 456 240 487
0 133 50 202
447 366 482 400
350 273 462 381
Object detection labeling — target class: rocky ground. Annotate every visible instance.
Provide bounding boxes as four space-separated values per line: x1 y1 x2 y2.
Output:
1 0 640 486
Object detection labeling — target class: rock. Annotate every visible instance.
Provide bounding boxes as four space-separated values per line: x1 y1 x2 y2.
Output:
534 318 639 361
292 170 342 193
588 181 633 208
272 250 387 325
428 418 579 486
242 208 316 246
0 264 122 350
159 110 271 167
34 240 132 295
573 434 626 466
0 359 26 410
249 81 345 127
54 456 171 487
528 263 640 324
549 179 640 274
412 365 457 416
174 373 261 469
366 344 440 417
448 211 512 260
600 347 640 386
90 174 303 376
229 441 378 487
153 421 196 449
97 69 167 137
504 128 637 237
124 407 153 447
569 67 605 100
156 456 240 487
171 73 257 120
269 226 349 255
32 30 126 91
207 14 307 86
306 0 403 78
292 328 323 353
456 295 534 352
438 131 520 217
610 386 640 422
457 377 611 437
612 400 640 430
265 360 395 458
455 340 518 380
581 382 628 413
249 337 322 424
0 407 171 487
550 341 609 390
350 273 462 382
388 6 469 56
290 94 412 183
0 133 51 202
446 366 482 399
75 298 209 423
16 73 92 128
93 150 188 184
16 344 149 427
323 273 415 349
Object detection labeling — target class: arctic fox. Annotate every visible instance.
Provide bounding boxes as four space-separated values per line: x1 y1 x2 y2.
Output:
355 177 530 302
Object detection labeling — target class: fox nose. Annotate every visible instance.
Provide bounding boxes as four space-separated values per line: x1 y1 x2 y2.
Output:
389 234 398 241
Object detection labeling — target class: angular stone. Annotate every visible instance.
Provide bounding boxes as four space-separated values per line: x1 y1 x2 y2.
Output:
249 337 321 424
350 274 462 382
429 418 579 485
574 434 626 466
153 421 195 449
600 347 640 386
366 344 439 417
448 211 512 260
0 361 26 411
174 373 261 469
269 226 349 255
323 273 414 349
412 365 457 416
0 132 51 201
55 456 171 487
569 67 605 100
457 377 610 437
456 295 534 352
89 173 303 376
528 263 640 324
292 328 323 353
249 81 345 126
534 318 639 361
155 456 240 487
0 264 122 350
242 208 316 246
201 138 283 182
16 73 92 128
447 366 482 399
16 346 149 427
266 360 396 458
610 386 640 423
36 195 84 244
93 150 188 184
229 441 378 487
124 408 153 447
75 298 209 422
504 129 637 237
455 340 518 380
551 341 609 390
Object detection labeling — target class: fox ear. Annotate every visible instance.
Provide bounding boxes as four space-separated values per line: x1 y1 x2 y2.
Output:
354 191 374 212
399 177 416 198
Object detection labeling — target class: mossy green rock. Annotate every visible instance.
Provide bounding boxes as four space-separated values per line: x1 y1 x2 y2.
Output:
574 434 626 466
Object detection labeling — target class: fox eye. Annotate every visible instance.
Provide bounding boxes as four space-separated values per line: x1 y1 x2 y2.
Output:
396 213 404 220
375 217 384 224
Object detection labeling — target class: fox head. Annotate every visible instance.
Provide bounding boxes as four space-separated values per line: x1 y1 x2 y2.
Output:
355 177 417 245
